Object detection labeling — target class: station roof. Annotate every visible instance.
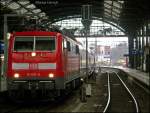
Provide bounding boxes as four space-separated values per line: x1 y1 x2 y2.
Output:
0 0 150 34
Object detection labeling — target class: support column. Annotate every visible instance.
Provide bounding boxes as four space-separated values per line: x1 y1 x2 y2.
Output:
1 14 19 92
128 36 134 68
138 31 141 69
133 38 136 69
146 22 149 46
137 32 140 67
141 26 145 71
135 37 138 69
145 22 150 73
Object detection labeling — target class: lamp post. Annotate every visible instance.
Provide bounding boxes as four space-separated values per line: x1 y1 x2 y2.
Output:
81 5 92 81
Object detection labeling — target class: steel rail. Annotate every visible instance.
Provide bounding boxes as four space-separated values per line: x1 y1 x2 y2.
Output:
103 72 110 113
114 72 139 113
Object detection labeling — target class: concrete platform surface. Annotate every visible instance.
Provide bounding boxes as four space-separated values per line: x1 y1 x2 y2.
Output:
110 66 149 86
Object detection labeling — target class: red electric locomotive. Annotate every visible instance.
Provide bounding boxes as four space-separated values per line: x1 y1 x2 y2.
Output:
6 31 83 98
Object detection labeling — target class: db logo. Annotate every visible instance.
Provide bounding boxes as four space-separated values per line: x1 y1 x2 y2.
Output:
29 63 38 70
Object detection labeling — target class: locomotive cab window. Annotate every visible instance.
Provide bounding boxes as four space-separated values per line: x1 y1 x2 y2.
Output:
36 37 55 51
14 37 56 52
14 37 34 51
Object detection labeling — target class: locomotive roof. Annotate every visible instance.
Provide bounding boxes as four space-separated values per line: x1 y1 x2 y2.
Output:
13 31 58 36
12 31 81 45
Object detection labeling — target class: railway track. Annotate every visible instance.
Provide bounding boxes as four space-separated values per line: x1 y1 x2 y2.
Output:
103 71 139 113
0 90 79 112
0 97 22 113
1 68 148 112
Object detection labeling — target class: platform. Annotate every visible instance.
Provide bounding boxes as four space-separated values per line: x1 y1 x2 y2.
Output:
101 66 150 87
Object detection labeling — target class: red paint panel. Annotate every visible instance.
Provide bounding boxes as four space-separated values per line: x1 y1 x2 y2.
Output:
7 31 64 79
12 52 56 63
7 31 80 81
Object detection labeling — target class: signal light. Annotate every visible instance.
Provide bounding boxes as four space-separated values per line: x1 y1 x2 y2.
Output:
14 73 19 78
48 73 54 78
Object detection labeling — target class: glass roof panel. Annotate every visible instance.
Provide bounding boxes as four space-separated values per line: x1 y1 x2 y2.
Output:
104 0 124 21
42 16 48 19
7 2 20 9
39 12 46 17
118 0 124 4
25 12 33 15
104 12 111 17
113 1 121 8
112 15 118 20
0 1 12 5
113 8 121 14
105 0 112 5
112 11 119 17
104 3 111 9
33 9 41 13
52 17 126 37
26 4 36 9
104 8 112 14
18 0 30 5
16 8 27 14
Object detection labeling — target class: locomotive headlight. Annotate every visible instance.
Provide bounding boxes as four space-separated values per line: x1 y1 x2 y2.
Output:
48 73 54 78
31 52 36 57
14 73 19 78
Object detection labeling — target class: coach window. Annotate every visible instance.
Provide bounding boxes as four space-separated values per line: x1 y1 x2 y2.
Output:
76 45 79 54
63 39 67 49
67 41 71 51
36 37 55 51
72 44 76 53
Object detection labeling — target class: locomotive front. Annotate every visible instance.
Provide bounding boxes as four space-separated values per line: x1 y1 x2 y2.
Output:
7 31 64 92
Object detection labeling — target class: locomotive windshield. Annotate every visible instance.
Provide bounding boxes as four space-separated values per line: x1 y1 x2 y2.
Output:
14 37 34 51
35 37 55 51
14 36 56 51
